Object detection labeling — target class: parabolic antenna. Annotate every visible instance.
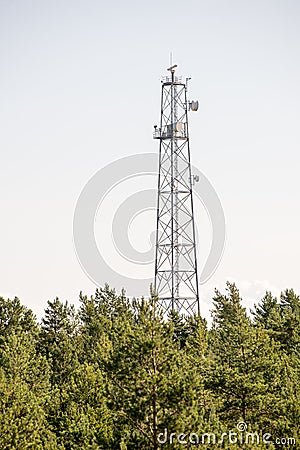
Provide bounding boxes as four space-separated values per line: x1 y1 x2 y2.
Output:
190 100 199 111
176 121 184 132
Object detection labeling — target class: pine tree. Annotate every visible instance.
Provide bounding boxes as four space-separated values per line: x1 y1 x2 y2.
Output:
253 292 282 338
55 363 113 449
279 289 300 357
39 298 79 385
106 295 204 450
0 329 59 449
0 296 38 343
254 289 300 356
253 289 300 437
208 283 286 434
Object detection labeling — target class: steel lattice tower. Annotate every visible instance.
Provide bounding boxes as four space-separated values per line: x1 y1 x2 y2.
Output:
153 64 200 316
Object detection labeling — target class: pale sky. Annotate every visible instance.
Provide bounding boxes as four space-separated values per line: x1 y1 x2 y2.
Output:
1 0 299 320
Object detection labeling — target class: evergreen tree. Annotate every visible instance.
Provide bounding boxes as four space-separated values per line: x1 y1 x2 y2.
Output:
0 284 299 448
0 329 59 449
39 298 79 385
279 289 300 357
208 283 286 434
253 292 282 338
106 295 204 450
54 364 113 449
0 296 38 343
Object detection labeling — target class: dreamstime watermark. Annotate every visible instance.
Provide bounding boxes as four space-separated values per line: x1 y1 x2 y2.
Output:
158 422 296 446
73 153 226 296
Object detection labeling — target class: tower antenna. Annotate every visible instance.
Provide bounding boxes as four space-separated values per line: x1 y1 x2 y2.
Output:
153 65 200 315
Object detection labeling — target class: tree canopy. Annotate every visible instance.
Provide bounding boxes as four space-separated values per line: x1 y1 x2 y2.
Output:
0 283 299 449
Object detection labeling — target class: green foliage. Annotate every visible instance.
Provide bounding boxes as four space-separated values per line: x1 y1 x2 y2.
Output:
0 296 38 342
106 295 204 449
0 330 58 449
209 284 286 430
39 298 80 384
0 284 299 449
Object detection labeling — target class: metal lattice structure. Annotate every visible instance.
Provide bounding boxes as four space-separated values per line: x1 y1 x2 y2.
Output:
153 64 200 315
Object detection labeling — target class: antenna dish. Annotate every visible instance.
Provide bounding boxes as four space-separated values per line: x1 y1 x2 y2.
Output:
190 100 199 111
176 122 184 132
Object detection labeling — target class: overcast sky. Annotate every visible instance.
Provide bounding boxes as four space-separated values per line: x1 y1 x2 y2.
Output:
1 0 299 320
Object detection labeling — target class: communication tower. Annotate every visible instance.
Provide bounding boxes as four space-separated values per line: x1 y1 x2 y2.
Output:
153 64 200 315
